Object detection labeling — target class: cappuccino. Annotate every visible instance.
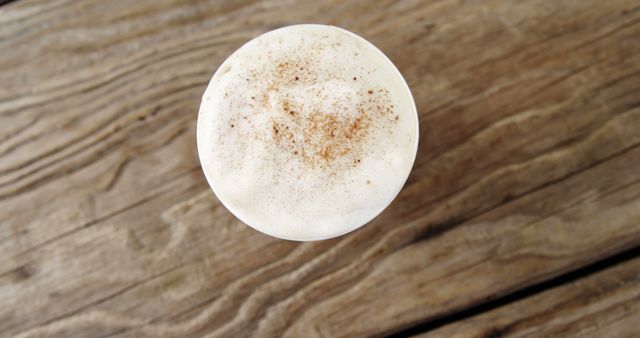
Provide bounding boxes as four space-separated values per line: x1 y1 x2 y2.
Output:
197 25 418 240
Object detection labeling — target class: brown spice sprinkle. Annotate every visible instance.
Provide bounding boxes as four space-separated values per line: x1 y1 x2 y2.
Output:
267 87 398 169
258 55 399 170
274 58 314 84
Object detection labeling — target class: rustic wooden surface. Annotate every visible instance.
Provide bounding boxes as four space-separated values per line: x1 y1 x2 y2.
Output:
1 0 640 337
416 253 640 338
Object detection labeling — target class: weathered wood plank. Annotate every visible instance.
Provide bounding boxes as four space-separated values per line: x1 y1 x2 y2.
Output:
415 255 640 338
1 0 639 337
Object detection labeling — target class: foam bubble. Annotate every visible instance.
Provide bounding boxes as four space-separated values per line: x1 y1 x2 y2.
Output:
197 24 418 240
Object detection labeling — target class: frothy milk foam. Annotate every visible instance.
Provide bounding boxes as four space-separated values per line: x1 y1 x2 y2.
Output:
197 25 418 240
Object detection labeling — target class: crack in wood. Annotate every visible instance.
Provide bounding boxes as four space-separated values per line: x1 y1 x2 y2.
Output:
384 245 640 338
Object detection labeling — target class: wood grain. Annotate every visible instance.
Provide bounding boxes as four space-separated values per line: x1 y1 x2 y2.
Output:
1 0 640 337
415 254 640 338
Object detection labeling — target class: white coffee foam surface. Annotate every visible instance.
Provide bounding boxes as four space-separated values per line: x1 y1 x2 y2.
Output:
197 25 418 240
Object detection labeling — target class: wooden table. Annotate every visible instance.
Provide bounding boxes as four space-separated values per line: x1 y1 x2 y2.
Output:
2 1 640 337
